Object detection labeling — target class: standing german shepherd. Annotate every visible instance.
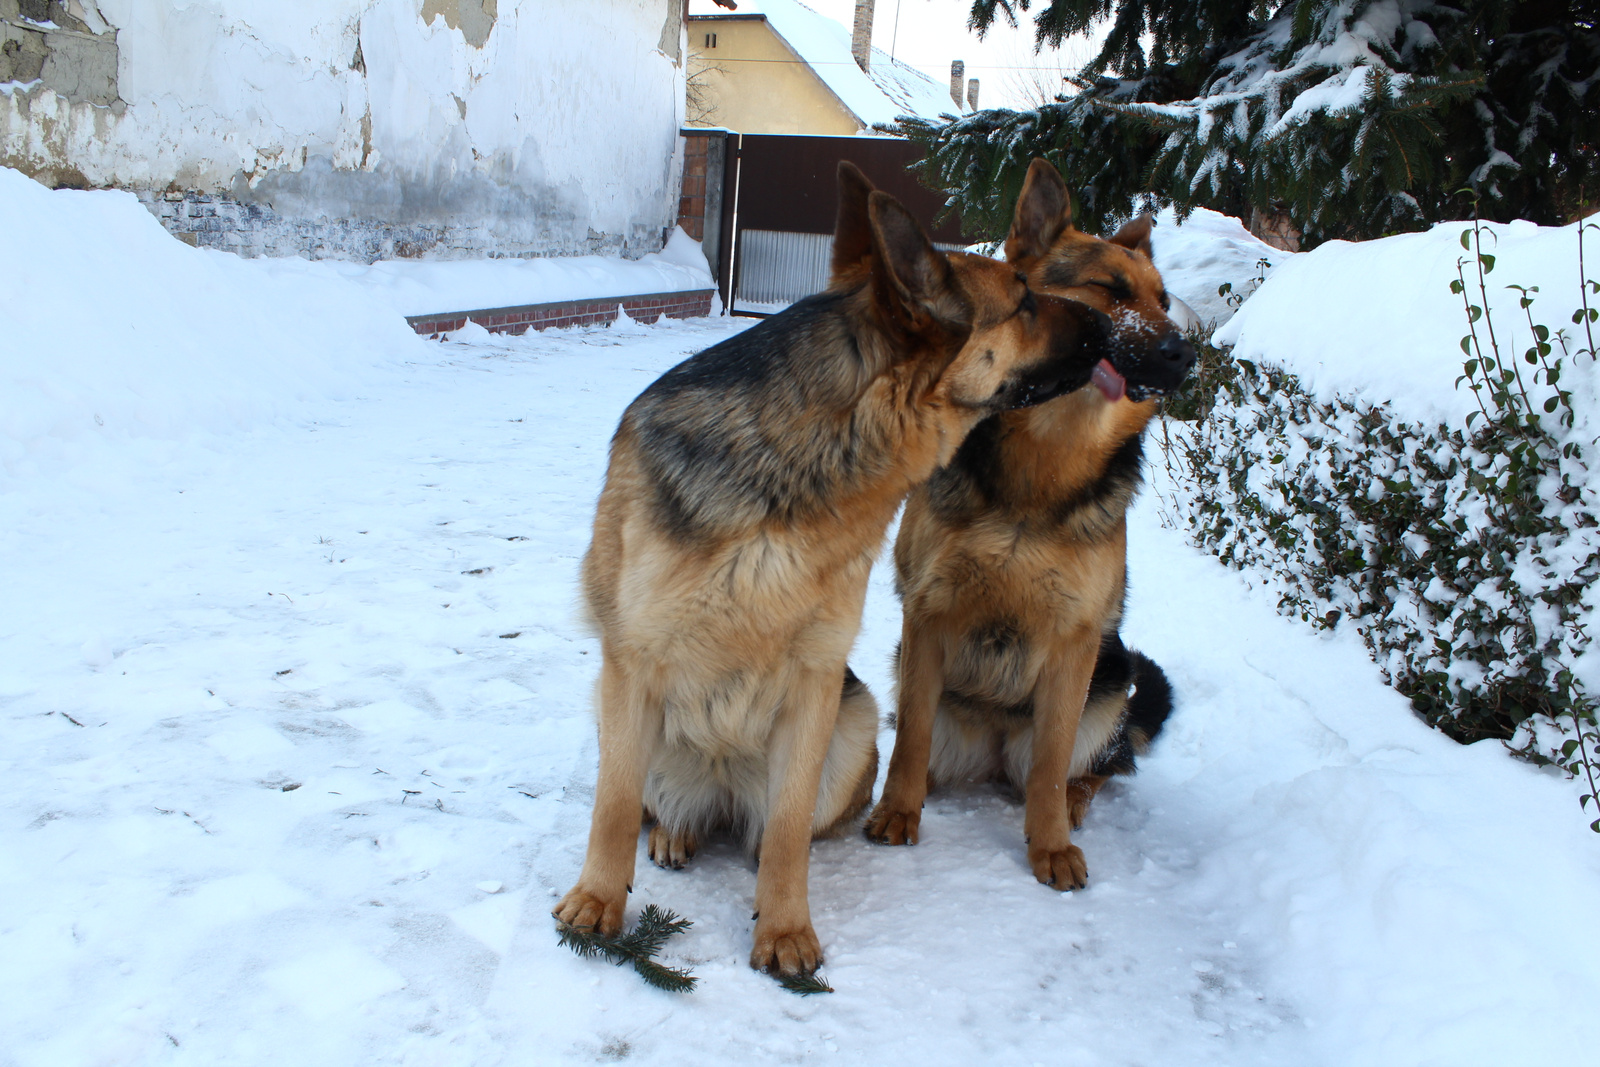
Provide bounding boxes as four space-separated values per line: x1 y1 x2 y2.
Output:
865 158 1194 891
554 163 1187 977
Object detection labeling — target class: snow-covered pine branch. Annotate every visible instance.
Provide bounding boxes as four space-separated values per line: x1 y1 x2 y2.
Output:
909 2 1596 246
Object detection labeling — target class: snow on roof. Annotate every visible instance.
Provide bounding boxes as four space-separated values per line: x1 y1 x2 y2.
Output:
690 0 959 129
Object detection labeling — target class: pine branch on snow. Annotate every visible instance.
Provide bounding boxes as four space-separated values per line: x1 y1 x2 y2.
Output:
556 905 699 993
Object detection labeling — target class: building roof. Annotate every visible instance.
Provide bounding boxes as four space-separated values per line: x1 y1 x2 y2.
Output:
689 0 961 129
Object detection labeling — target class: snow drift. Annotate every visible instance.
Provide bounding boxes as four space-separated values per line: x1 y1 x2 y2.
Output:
0 167 429 482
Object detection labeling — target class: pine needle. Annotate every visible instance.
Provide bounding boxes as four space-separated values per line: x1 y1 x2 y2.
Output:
554 906 698 993
776 971 834 996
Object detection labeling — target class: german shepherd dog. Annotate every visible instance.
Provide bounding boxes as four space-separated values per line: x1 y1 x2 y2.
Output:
553 163 1183 976
865 158 1194 891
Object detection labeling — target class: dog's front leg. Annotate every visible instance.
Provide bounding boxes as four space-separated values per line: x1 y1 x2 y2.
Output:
554 654 661 935
864 614 944 845
750 667 840 975
1023 631 1098 890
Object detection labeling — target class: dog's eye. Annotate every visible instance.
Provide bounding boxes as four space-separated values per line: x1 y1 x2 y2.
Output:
1090 278 1134 300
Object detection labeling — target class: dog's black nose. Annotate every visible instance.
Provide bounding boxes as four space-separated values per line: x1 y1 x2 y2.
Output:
1159 332 1196 375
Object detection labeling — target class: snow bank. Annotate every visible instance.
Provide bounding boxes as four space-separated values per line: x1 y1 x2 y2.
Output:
1214 213 1600 425
1151 206 1292 328
291 227 717 319
0 167 428 482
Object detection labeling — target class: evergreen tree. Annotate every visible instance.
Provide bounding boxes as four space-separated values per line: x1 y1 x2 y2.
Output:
899 2 1599 246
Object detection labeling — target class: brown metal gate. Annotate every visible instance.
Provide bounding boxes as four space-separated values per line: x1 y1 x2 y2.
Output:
711 134 966 314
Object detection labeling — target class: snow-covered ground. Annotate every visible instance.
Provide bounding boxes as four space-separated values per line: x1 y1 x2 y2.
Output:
5 177 1600 1066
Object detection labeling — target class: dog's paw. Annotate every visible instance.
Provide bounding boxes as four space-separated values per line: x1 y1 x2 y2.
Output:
647 825 698 870
1029 843 1088 891
863 803 920 845
552 885 626 936
750 920 823 976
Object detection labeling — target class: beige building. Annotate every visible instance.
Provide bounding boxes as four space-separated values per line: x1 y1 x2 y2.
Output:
687 0 960 136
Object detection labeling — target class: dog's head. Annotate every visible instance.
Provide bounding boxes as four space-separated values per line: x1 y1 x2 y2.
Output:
1003 158 1195 403
832 161 1112 414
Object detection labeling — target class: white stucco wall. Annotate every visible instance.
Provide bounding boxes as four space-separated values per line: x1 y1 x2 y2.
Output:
0 1 687 260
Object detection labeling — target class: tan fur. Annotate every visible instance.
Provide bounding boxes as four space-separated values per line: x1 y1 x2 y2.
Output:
866 158 1188 890
554 166 1119 975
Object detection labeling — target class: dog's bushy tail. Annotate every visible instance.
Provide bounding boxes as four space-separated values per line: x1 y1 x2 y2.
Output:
1087 644 1174 778
1123 650 1173 754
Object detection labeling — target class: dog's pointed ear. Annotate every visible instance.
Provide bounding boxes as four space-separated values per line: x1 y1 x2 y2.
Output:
1004 158 1071 266
868 190 961 321
1108 212 1155 260
831 161 876 283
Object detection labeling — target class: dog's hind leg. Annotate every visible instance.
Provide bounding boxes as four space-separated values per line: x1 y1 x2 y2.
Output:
813 668 880 838
1062 646 1175 827
642 744 723 870
554 655 662 936
749 665 843 976
647 823 699 869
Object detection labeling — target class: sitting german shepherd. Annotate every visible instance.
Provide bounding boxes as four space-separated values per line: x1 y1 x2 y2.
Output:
865 158 1194 891
554 163 1179 976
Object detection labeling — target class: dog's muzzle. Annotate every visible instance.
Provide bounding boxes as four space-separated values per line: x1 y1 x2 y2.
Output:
1115 331 1197 401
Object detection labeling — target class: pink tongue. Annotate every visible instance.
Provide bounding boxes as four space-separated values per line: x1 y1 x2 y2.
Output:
1091 359 1127 402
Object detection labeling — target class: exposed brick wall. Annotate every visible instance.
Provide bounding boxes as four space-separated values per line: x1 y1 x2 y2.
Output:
675 128 726 285
677 133 711 241
408 289 716 339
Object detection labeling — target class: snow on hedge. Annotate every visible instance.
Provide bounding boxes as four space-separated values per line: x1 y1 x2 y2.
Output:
1214 214 1600 427
1165 209 1600 792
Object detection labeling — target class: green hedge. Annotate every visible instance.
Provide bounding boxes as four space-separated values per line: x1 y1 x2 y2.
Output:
1155 229 1600 825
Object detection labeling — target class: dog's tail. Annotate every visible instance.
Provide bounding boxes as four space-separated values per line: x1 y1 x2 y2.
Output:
1087 645 1174 778
1123 650 1173 755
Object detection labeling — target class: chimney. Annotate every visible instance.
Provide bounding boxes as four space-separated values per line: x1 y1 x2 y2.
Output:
967 78 980 110
851 0 874 72
950 60 965 107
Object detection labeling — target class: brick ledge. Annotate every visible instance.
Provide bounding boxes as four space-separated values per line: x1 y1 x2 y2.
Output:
407 289 716 338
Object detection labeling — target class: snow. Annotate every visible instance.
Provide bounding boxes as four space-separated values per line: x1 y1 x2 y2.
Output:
289 228 717 319
0 167 425 483
1150 206 1293 328
5 168 1600 1066
1213 213 1600 427
691 0 956 128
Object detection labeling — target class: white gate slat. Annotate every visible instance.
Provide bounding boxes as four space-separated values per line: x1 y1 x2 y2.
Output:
735 230 968 311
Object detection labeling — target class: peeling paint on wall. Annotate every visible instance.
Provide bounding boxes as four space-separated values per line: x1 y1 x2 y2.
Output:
0 1 687 261
1 0 118 107
657 0 682 62
420 0 496 49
